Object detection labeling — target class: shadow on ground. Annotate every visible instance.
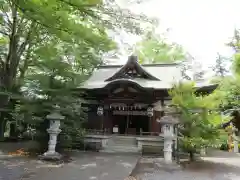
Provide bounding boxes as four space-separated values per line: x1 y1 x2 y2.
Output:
206 149 240 158
130 151 240 180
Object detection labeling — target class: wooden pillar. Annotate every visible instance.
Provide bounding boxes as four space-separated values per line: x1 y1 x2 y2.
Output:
149 116 153 132
147 106 154 133
152 100 163 134
103 109 111 133
106 111 113 134
153 110 161 133
97 106 104 131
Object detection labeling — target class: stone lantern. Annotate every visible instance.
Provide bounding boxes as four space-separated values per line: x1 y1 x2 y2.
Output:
40 109 65 160
160 106 179 164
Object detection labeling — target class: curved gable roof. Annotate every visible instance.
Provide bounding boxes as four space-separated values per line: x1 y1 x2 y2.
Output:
105 55 160 81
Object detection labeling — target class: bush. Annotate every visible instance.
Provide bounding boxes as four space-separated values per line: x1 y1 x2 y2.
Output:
220 142 228 151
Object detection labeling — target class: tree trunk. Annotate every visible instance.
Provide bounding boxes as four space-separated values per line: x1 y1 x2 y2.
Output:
189 151 194 161
0 114 7 141
0 92 20 140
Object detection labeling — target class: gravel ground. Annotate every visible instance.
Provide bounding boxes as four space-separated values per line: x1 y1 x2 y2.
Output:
132 151 240 180
0 157 37 180
1 150 240 180
0 152 139 180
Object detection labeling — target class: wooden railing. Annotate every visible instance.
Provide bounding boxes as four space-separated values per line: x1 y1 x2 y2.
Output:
140 131 160 136
85 129 111 135
85 129 161 137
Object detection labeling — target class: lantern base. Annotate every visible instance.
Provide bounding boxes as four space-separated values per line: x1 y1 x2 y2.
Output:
39 151 62 161
155 158 181 171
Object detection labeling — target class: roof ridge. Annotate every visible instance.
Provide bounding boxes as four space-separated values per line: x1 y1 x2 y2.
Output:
104 55 160 81
99 63 180 69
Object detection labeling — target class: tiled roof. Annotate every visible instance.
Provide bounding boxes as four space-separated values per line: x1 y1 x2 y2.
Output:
79 56 216 90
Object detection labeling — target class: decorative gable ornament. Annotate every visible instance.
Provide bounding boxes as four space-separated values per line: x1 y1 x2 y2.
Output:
105 55 160 81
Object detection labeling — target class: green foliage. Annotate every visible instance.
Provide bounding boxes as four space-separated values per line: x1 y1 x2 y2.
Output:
0 0 149 95
233 53 240 76
134 29 186 64
11 55 88 150
216 29 240 113
169 82 228 152
213 75 240 112
0 0 152 142
227 29 240 52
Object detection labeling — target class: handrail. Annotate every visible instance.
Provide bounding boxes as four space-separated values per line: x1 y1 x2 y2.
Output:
85 129 167 137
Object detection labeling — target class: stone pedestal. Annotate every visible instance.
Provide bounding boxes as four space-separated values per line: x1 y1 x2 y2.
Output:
39 111 65 161
200 147 206 156
40 128 62 160
160 114 179 164
233 135 239 153
232 124 239 153
162 124 175 163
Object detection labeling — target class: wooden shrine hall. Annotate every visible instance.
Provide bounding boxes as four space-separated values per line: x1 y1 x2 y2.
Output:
78 55 217 136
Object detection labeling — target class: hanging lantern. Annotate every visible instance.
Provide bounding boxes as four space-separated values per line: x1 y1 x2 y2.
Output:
97 106 104 116
147 107 153 117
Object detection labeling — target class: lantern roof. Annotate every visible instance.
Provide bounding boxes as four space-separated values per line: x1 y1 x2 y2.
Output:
46 112 65 120
160 115 179 124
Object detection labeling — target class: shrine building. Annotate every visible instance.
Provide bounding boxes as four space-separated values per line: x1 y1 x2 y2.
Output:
78 55 217 136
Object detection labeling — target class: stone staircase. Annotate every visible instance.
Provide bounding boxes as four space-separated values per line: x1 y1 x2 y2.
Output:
101 136 140 153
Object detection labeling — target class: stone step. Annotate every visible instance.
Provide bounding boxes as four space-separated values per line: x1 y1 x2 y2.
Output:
101 145 140 153
111 137 136 141
109 136 137 146
108 140 137 146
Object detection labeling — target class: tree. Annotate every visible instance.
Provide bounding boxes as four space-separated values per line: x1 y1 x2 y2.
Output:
211 53 230 77
169 82 227 161
191 61 205 81
15 55 87 150
219 29 240 110
0 0 152 139
134 28 186 64
0 0 148 106
227 29 240 52
208 29 240 135
227 29 240 75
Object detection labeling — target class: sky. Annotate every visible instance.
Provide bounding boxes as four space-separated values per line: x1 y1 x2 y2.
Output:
115 0 240 67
